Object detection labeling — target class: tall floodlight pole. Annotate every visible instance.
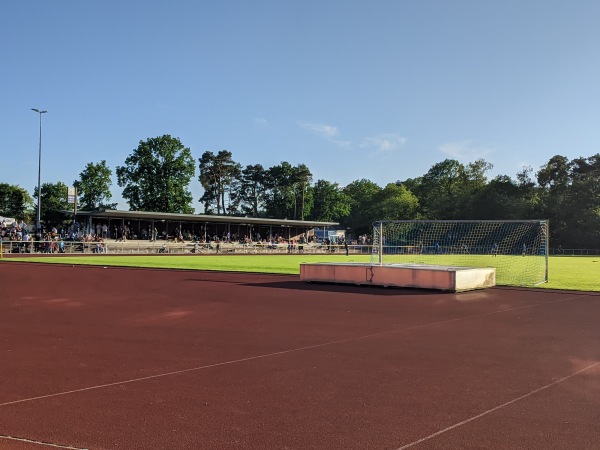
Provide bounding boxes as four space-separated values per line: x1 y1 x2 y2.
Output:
31 108 47 232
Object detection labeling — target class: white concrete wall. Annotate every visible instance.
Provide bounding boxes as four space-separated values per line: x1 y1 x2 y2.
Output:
300 263 496 292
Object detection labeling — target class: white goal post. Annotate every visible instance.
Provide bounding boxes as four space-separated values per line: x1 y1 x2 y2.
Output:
371 220 549 286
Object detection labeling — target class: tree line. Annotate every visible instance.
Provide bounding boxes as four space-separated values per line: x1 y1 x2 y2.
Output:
1 135 598 248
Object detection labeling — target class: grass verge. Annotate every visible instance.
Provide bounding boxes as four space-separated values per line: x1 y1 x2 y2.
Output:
3 254 599 292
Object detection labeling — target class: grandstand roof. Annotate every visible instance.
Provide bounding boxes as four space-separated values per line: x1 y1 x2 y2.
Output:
74 209 338 228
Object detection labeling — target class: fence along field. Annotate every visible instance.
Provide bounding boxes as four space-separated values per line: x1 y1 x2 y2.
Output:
0 239 373 256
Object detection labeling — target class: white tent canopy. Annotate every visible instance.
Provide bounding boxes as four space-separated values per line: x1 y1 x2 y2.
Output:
0 217 17 226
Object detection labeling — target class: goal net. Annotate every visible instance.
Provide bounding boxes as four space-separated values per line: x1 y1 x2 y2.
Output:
371 220 549 286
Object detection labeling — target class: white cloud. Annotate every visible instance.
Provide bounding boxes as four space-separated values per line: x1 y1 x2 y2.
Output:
439 140 494 160
330 138 353 147
298 122 338 138
360 133 407 154
297 124 405 153
254 117 268 126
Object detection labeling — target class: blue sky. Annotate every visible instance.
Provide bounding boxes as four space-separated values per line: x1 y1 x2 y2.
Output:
2 1 599 212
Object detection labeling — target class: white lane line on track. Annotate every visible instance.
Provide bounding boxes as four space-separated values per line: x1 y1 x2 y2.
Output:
395 360 600 449
0 435 87 449
0 294 583 408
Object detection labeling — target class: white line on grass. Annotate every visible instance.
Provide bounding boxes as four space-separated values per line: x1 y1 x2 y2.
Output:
0 294 583 409
395 361 600 449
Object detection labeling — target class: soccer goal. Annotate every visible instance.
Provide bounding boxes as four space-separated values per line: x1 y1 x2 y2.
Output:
371 220 549 286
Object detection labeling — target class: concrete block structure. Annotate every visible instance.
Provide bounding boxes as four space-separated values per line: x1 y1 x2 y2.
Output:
300 262 496 292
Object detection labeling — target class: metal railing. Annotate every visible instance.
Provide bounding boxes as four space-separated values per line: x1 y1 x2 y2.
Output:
0 240 373 256
549 248 600 256
1 240 597 257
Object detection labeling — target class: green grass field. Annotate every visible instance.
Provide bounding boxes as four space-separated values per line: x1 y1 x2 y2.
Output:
3 254 599 292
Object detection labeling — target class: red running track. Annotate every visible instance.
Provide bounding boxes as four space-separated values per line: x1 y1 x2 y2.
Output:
0 262 599 449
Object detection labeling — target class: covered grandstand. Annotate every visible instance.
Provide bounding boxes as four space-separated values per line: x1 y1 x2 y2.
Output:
75 209 338 244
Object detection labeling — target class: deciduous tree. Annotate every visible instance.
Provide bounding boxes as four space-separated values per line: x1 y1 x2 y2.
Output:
342 179 382 235
372 183 419 221
73 160 116 210
417 159 466 218
34 181 70 226
309 180 350 222
116 135 195 213
0 183 33 220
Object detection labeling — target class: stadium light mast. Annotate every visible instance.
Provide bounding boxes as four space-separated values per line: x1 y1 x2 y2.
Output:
31 108 47 232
